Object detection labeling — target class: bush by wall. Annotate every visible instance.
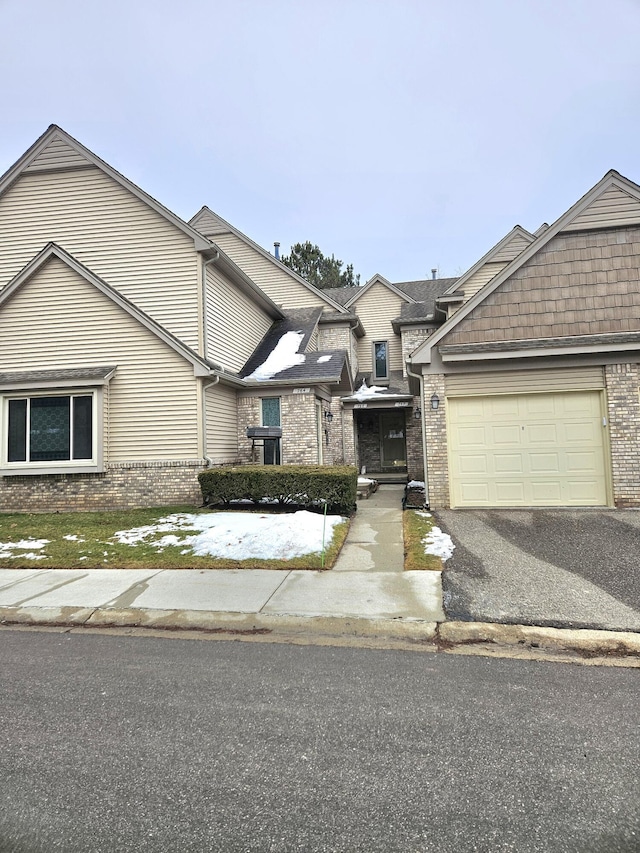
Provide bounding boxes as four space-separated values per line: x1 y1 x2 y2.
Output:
198 465 358 515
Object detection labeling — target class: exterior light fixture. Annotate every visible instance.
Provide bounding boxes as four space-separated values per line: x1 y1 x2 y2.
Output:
414 407 422 420
430 393 440 411
324 410 334 423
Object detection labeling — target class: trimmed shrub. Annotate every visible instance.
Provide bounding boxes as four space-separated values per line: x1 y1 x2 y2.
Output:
198 465 358 515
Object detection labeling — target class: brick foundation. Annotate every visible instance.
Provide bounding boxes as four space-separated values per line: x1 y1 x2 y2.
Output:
0 461 206 513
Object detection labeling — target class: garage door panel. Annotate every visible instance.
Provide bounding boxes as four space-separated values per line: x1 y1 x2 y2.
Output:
459 483 490 503
458 455 488 474
448 390 608 507
494 481 526 503
528 452 561 474
494 453 524 473
491 425 522 445
528 424 558 444
530 481 563 503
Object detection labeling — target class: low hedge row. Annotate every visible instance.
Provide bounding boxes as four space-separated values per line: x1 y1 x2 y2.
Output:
198 465 358 514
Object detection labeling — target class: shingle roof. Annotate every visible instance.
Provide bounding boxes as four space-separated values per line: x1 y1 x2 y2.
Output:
323 277 458 314
0 367 117 390
239 307 352 389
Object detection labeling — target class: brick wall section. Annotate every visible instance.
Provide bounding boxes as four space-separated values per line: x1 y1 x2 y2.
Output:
0 461 205 513
237 393 323 466
323 397 343 464
280 393 319 464
423 376 449 507
401 328 433 376
405 402 424 481
443 227 640 346
606 363 640 507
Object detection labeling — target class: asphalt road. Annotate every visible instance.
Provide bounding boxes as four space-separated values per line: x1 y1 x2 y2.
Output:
435 509 640 631
0 629 638 853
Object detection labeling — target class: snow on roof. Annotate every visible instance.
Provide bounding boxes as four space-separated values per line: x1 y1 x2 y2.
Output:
247 331 306 380
345 379 412 402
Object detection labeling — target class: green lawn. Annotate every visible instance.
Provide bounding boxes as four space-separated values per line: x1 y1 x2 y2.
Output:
0 506 350 571
403 509 445 571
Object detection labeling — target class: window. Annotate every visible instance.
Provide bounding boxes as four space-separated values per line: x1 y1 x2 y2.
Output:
261 397 281 465
373 341 389 380
3 392 98 472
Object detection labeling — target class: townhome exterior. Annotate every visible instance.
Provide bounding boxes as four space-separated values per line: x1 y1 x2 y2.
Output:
2 126 639 512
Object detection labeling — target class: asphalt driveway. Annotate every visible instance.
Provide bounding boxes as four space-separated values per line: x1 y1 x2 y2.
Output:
433 509 640 632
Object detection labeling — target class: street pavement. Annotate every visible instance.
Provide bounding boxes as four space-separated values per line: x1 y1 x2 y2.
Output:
436 509 640 632
1 630 638 853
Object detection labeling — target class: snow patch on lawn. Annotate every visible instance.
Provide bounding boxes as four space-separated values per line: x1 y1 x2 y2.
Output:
113 510 344 560
422 526 455 561
0 538 50 560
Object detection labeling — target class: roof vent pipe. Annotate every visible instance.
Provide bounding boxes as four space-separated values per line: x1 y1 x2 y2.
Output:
274 242 280 260
431 268 437 280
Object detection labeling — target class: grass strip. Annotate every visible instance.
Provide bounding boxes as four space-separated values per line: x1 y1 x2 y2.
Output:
0 506 350 571
403 509 444 571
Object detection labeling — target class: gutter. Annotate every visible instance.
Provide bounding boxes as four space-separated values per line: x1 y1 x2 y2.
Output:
405 358 430 509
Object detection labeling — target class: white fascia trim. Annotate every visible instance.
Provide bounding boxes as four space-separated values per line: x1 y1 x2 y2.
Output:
410 170 640 366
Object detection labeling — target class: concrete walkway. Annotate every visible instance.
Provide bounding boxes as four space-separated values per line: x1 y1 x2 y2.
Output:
333 485 405 572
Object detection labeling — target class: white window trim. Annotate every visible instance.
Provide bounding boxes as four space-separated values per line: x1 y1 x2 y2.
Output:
1 387 104 476
373 340 389 381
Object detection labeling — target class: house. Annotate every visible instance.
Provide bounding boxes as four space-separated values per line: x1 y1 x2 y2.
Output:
409 170 640 509
1 125 639 512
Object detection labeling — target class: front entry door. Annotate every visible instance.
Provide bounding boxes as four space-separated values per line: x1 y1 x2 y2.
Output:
380 411 407 472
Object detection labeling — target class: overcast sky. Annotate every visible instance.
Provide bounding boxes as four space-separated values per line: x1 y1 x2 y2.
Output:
2 0 640 284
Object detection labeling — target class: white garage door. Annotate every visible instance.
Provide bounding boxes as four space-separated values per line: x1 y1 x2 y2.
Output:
448 391 609 507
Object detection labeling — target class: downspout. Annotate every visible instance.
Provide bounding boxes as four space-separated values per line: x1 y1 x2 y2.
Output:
202 251 220 359
201 375 220 468
405 358 430 509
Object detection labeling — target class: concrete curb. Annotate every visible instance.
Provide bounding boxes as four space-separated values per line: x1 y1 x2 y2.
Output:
439 621 640 659
0 605 438 642
2 606 640 661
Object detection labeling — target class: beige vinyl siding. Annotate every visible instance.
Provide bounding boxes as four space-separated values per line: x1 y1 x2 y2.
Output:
462 262 508 300
353 282 405 373
308 327 319 352
563 186 640 232
0 257 200 461
492 234 531 262
205 265 272 372
24 137 90 172
212 233 327 310
446 367 605 397
0 168 201 349
205 382 238 463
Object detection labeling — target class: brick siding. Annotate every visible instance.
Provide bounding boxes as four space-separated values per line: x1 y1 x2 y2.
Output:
606 363 640 507
0 460 205 513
